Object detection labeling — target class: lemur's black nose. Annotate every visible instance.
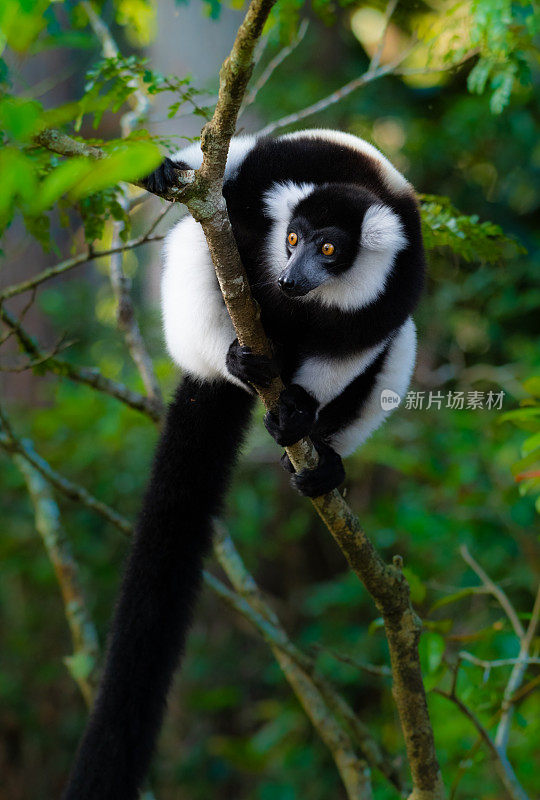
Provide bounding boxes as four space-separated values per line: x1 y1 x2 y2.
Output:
278 276 297 293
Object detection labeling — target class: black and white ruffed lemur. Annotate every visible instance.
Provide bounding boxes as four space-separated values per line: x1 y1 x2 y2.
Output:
63 129 425 800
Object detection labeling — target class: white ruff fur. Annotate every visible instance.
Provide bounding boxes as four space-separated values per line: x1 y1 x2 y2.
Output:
331 317 417 456
162 217 247 391
263 183 407 312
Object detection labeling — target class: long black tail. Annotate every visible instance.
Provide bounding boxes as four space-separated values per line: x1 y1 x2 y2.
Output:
63 376 254 800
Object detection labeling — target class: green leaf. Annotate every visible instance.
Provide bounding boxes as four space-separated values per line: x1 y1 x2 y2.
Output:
429 587 485 614
523 378 540 398
522 432 540 457
28 158 95 212
419 631 446 674
64 651 96 682
0 96 42 142
69 142 161 199
403 566 427 605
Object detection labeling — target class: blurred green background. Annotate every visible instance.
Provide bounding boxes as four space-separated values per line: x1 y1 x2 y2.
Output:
1 1 539 798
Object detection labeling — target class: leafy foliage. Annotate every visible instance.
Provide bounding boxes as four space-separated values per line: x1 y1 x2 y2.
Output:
501 378 540 513
420 193 525 263
467 0 538 113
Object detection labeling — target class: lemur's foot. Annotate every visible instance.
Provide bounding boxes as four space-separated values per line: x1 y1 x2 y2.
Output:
264 384 317 447
141 157 181 194
290 439 345 498
226 339 278 388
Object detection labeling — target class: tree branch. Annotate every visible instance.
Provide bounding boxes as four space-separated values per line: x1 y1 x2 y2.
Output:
212 523 404 793
0 305 163 420
0 406 132 536
165 1 445 796
433 687 528 800
459 545 525 640
495 584 540 753
239 19 309 116
0 232 165 302
206 568 374 800
11 453 99 707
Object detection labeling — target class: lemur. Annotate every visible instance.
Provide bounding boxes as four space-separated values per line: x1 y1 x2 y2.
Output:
63 129 425 800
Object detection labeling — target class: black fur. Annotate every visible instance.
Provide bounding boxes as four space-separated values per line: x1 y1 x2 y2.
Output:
140 156 188 194
226 338 278 388
291 437 345 497
63 377 254 800
264 384 318 446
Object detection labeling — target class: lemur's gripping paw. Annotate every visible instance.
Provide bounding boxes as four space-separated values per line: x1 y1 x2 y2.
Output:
264 384 317 447
290 440 345 498
142 158 181 194
226 339 278 388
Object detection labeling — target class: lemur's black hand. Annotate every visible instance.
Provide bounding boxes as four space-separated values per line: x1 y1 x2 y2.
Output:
226 339 278 388
141 157 183 194
282 437 345 498
264 384 318 447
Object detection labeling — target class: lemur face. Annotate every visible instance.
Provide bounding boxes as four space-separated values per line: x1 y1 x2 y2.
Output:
278 217 357 297
278 183 403 300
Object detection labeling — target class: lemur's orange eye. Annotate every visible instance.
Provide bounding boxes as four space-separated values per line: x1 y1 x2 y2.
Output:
322 243 335 256
288 232 298 247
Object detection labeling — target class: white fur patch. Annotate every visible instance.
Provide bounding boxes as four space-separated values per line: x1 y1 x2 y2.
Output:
162 216 248 391
361 204 407 252
279 129 411 195
171 135 257 181
262 181 315 279
331 317 417 456
263 181 315 226
292 340 388 407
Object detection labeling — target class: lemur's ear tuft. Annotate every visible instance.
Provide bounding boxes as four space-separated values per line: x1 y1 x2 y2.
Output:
361 204 407 252
263 181 315 224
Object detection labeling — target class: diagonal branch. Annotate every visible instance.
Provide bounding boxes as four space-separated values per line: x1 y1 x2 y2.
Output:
175 3 443 797
240 18 309 116
0 232 165 302
495 584 540 753
212 523 404 793
0 305 162 420
0 405 132 536
460 545 524 640
369 0 399 72
206 569 374 800
12 454 99 707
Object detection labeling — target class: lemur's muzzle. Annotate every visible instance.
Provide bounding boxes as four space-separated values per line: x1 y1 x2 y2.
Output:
278 242 327 297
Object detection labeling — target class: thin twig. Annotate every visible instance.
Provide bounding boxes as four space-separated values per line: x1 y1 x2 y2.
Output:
0 306 162 421
0 232 165 301
108 215 163 406
0 406 132 536
460 545 524 639
255 44 478 138
369 0 399 72
240 19 309 115
12 454 100 707
433 688 529 800
495 585 540 753
458 651 540 671
310 643 392 678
